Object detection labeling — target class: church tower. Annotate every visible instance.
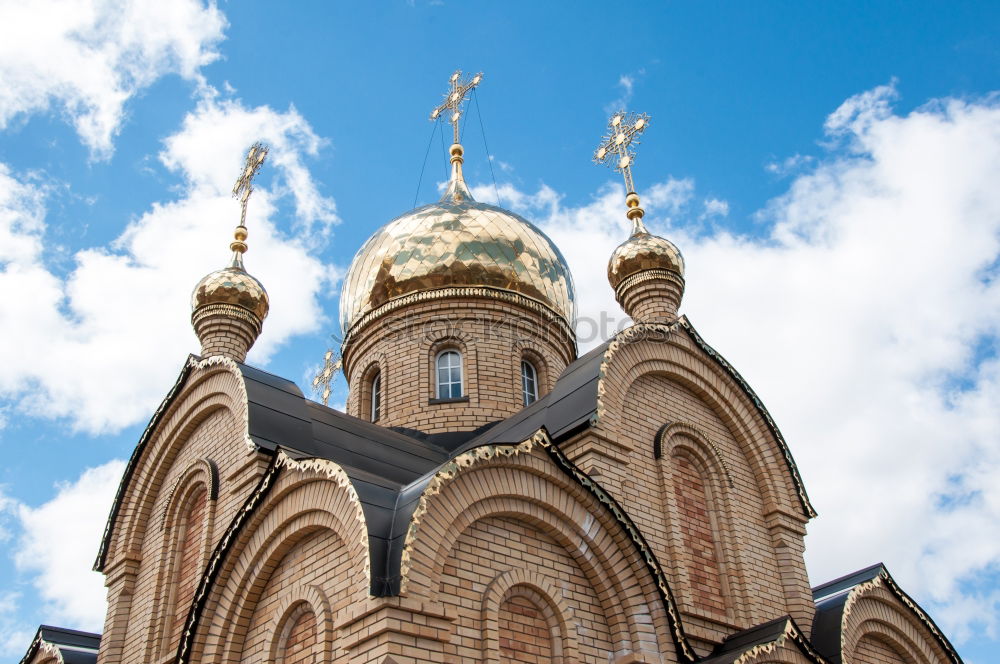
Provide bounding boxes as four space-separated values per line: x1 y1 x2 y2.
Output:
338 71 576 433
48 73 964 664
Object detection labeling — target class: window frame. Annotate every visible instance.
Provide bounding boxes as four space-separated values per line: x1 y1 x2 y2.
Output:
435 349 464 400
521 359 539 405
370 371 381 422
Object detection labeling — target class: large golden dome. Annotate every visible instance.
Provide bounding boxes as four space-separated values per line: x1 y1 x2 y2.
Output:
339 185 575 333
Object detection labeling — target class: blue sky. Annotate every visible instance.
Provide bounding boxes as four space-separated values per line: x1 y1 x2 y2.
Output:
1 1 999 661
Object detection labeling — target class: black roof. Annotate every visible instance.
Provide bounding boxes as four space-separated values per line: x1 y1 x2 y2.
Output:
236 342 604 595
20 625 100 664
810 563 963 664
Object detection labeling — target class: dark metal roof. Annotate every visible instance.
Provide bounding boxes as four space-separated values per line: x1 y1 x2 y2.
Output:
236 344 605 595
810 564 963 664
698 616 828 664
20 625 100 664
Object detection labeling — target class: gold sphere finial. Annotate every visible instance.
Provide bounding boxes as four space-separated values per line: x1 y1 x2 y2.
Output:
450 143 464 160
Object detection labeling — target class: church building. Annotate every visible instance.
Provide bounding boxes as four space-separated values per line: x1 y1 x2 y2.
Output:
21 73 963 664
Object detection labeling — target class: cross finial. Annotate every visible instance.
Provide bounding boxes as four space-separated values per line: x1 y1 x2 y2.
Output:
430 70 484 144
311 348 342 406
233 142 269 228
594 111 651 230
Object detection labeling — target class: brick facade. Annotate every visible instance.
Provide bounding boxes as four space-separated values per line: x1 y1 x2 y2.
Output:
342 294 575 434
92 304 960 663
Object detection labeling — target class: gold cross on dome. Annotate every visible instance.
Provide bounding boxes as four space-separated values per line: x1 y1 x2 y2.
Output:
430 70 484 144
594 111 650 194
232 142 269 227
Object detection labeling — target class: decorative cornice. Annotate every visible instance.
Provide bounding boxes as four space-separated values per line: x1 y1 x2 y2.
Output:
95 355 254 572
191 302 262 333
19 636 63 664
614 268 684 302
732 618 829 664
274 451 370 587
679 316 817 520
341 286 576 352
176 454 282 664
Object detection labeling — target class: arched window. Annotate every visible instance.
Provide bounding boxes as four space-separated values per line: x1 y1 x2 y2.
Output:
169 486 207 650
521 360 538 405
370 371 381 421
436 350 463 399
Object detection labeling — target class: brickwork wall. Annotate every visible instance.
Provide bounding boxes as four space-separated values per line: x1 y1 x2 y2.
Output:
561 330 817 651
342 296 575 433
617 274 683 324
441 515 612 662
671 454 726 617
98 364 270 664
854 636 913 664
498 594 553 663
239 528 352 663
168 487 207 651
193 312 259 362
283 610 318 664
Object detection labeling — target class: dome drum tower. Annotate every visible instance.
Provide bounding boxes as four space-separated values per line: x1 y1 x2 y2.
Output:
337 71 577 433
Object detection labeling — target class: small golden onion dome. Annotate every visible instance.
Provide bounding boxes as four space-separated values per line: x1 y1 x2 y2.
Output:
192 258 270 321
608 231 685 291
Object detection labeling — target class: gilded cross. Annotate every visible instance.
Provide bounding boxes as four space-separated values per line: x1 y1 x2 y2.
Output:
430 70 484 144
232 142 269 227
593 111 650 194
312 349 342 406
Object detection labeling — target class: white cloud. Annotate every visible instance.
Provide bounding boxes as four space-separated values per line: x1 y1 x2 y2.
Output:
0 0 226 158
13 460 124 632
477 83 1000 642
0 95 340 433
700 198 729 220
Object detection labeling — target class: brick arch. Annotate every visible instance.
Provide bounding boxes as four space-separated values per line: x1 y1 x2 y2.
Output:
599 342 803 522
656 422 751 626
842 584 951 664
113 362 247 568
267 585 334 663
148 459 218 658
853 627 922 664
191 471 369 664
404 451 673 659
482 569 580 663
426 332 473 400
511 338 556 396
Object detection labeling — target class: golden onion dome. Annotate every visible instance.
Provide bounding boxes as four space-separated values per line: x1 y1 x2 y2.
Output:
608 230 685 290
192 259 270 321
340 146 575 333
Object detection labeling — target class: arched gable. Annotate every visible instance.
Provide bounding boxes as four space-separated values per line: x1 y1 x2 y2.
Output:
812 565 961 664
179 454 369 664
399 429 699 663
591 319 814 522
96 355 253 573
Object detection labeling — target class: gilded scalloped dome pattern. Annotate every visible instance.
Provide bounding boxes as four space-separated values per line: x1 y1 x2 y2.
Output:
608 232 685 289
340 200 576 332
192 266 270 320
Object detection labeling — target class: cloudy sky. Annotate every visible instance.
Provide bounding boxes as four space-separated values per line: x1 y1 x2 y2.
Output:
0 1 998 661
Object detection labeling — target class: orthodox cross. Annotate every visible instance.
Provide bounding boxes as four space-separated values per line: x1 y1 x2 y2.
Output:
232 142 269 227
593 111 650 194
312 348 342 406
430 70 484 144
